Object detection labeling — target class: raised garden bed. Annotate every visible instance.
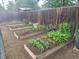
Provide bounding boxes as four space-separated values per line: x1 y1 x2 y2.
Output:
14 28 48 39
5 21 23 26
9 23 44 31
13 23 50 39
7 23 25 27
24 37 74 59
9 24 32 30
10 26 32 31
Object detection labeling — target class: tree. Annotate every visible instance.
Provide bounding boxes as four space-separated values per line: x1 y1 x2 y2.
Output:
15 0 38 9
0 4 4 11
7 1 16 11
43 0 76 8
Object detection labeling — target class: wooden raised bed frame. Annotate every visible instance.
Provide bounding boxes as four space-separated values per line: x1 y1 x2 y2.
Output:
14 30 48 39
7 24 25 27
9 26 32 31
9 24 32 31
24 39 74 59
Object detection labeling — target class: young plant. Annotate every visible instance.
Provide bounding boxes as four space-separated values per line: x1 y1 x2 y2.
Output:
30 38 49 52
59 22 72 34
48 22 72 43
47 24 56 31
32 23 46 30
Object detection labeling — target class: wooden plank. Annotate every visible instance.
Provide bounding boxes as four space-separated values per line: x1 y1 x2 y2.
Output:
14 30 48 39
9 26 32 31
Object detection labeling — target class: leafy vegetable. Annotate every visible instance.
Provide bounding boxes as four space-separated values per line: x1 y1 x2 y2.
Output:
59 22 72 33
30 38 49 52
48 22 72 43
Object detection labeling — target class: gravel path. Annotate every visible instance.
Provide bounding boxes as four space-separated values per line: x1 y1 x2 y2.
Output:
1 24 79 59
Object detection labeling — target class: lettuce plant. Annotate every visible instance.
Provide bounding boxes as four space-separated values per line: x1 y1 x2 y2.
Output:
30 38 49 52
59 22 72 34
48 22 72 43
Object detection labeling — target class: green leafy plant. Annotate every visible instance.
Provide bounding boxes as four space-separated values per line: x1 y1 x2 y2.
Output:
30 38 49 52
59 22 72 34
48 22 72 43
46 24 56 31
32 23 46 30
43 0 76 8
48 31 71 43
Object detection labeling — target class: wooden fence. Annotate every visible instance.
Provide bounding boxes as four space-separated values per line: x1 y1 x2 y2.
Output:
0 6 79 30
23 6 79 29
0 11 18 23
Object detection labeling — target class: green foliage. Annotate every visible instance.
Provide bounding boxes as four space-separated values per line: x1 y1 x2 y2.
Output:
0 4 4 11
15 0 38 9
59 22 72 33
46 24 55 30
43 0 76 8
7 0 38 10
32 23 46 30
48 31 71 43
48 22 72 43
7 1 16 11
30 38 49 52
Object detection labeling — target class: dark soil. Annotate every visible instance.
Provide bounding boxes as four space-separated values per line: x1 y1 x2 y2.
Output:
16 28 46 36
27 42 58 55
15 28 32 36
